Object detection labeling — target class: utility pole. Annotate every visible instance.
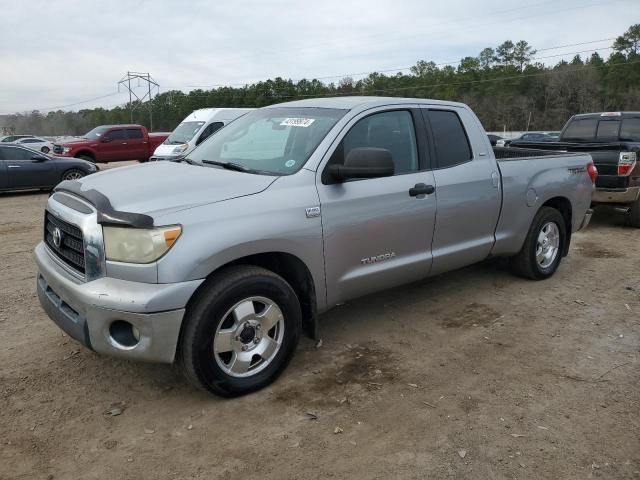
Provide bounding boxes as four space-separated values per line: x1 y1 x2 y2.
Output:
117 72 159 130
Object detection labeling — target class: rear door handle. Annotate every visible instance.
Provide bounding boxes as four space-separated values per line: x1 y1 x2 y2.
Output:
8 165 21 168
409 183 435 197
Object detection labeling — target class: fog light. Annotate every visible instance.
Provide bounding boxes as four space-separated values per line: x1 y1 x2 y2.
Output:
109 320 140 349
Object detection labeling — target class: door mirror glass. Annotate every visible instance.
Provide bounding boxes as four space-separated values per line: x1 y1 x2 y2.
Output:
328 147 395 182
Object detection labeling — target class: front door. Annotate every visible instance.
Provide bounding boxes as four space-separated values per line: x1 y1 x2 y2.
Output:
317 108 437 307
98 128 127 161
1 146 58 189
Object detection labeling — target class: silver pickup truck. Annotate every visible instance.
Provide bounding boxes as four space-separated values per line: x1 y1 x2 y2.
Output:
35 97 595 396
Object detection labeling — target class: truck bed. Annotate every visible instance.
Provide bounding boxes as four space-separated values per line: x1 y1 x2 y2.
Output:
493 146 581 161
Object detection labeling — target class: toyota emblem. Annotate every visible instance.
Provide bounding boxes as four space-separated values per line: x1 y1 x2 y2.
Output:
52 227 63 248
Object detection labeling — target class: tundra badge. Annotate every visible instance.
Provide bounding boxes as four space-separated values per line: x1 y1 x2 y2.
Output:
305 206 321 218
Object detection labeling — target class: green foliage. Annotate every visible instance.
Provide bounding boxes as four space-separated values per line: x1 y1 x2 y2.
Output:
6 25 640 135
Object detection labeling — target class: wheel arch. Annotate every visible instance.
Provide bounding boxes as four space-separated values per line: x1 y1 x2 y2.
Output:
540 196 572 256
75 150 96 161
184 251 318 341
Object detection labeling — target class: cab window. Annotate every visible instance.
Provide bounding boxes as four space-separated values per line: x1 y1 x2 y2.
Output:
427 110 473 168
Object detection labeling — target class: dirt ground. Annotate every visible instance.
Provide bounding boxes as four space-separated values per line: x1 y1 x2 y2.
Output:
1 168 639 479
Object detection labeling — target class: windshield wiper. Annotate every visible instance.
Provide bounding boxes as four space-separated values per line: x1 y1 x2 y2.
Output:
171 157 199 165
201 159 258 173
168 140 184 145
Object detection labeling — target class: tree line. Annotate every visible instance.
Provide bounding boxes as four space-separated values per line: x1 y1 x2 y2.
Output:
5 24 640 136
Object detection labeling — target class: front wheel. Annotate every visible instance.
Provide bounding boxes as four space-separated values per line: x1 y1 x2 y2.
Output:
181 266 301 397
61 168 86 181
510 206 566 280
41 146 50 154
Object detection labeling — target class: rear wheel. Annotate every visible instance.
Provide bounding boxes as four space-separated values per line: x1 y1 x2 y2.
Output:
627 199 640 228
510 207 566 280
181 266 301 397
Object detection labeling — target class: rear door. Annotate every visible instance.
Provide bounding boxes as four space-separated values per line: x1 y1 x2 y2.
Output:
421 107 501 275
125 128 147 160
317 106 437 306
1 146 59 189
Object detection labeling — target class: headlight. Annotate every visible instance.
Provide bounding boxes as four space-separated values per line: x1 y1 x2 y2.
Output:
172 143 189 154
62 147 72 154
103 225 182 263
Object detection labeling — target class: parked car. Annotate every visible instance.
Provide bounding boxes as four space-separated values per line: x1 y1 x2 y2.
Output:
1 134 36 143
508 112 640 226
34 97 594 397
497 132 556 147
150 108 254 161
487 134 503 146
52 125 169 163
0 144 97 192
15 136 55 154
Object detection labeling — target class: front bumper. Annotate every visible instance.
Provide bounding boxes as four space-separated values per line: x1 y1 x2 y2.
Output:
35 242 203 363
592 186 640 204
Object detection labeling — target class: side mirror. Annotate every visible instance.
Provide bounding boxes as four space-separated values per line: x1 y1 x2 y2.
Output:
328 147 395 182
31 155 48 162
100 136 112 143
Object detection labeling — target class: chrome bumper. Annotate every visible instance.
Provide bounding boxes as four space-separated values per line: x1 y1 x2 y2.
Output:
578 208 593 231
35 242 203 363
592 186 640 204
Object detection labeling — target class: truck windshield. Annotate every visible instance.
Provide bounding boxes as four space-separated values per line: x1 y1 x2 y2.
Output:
165 121 206 144
187 107 347 175
83 126 111 139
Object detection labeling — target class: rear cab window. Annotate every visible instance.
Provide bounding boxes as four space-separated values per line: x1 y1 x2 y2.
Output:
126 128 143 139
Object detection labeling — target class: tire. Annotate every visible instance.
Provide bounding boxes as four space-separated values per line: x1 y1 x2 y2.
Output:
76 154 94 163
61 169 86 181
627 199 640 228
181 265 301 397
510 206 567 280
41 146 50 154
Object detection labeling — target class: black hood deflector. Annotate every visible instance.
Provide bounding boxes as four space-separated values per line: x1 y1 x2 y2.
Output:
54 180 155 228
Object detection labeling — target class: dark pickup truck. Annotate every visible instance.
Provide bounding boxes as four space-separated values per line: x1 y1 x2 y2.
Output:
513 112 640 227
53 125 169 163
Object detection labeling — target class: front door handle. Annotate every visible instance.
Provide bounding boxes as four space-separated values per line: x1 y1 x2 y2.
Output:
7 165 21 168
409 183 435 197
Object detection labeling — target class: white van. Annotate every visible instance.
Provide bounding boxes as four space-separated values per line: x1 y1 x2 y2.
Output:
150 108 254 161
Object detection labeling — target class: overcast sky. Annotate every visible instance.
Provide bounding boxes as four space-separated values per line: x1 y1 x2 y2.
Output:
1 0 637 114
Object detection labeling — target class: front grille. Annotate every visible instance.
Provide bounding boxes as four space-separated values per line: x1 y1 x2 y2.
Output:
53 144 63 154
44 212 85 274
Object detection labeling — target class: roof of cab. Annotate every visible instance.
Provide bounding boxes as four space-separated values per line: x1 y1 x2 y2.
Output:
185 108 254 122
265 96 468 111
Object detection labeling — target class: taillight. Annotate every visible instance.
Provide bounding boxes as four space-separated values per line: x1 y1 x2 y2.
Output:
618 151 637 176
587 162 598 184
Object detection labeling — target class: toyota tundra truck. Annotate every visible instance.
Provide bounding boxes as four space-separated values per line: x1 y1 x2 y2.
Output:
53 124 169 163
34 97 595 397
510 112 640 226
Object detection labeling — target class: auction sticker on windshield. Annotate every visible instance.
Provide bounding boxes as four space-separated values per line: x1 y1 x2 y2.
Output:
280 118 315 127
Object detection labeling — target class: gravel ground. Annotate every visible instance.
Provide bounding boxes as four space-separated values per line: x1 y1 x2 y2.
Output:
1 167 639 480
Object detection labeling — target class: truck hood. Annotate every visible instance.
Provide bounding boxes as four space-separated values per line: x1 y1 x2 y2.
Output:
56 137 93 146
153 143 186 157
68 161 278 218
